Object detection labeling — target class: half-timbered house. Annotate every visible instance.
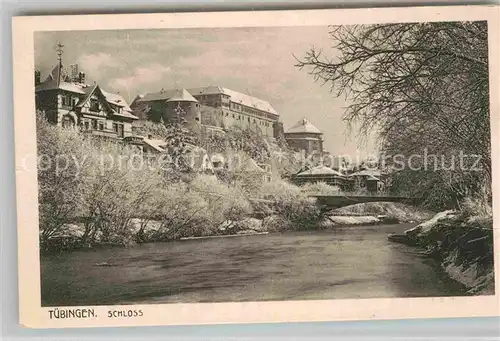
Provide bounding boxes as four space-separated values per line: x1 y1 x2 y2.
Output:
35 61 138 139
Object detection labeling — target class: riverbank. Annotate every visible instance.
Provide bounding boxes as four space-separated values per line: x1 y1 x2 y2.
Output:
388 206 495 295
41 202 432 253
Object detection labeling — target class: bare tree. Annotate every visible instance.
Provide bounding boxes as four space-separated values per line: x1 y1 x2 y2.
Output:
296 22 491 208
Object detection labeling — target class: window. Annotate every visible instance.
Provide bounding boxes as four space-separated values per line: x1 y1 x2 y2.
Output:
116 106 122 113
90 98 99 112
98 122 104 131
117 123 124 138
71 97 78 107
113 123 118 132
61 95 71 107
91 119 97 130
84 121 90 131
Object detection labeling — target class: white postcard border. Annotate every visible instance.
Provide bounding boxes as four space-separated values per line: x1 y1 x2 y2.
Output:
12 5 500 328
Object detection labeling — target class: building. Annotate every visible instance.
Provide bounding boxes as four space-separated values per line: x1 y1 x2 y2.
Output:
131 88 202 132
291 165 346 188
346 169 385 193
284 118 324 156
35 61 138 139
131 86 280 139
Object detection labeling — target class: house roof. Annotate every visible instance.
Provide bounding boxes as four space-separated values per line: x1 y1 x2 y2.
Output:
101 90 129 108
348 169 382 178
35 63 88 94
188 86 279 115
140 88 198 103
227 152 269 174
36 63 138 120
112 111 139 120
296 165 344 177
75 83 100 108
73 83 138 120
143 138 168 153
165 88 199 103
285 118 322 134
35 81 88 94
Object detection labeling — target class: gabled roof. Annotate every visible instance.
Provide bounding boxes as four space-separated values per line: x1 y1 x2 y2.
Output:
230 153 269 174
140 88 198 103
101 90 138 120
165 88 199 103
35 64 88 94
285 118 322 134
75 83 99 108
348 169 381 178
187 86 279 115
36 64 137 120
74 84 138 120
101 90 129 108
296 165 344 177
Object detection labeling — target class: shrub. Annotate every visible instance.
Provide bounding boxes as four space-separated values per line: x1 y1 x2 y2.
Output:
189 174 253 232
461 196 492 219
258 180 322 229
300 182 341 196
36 115 91 247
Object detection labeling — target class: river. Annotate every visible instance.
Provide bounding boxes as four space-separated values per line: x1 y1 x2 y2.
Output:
41 223 466 306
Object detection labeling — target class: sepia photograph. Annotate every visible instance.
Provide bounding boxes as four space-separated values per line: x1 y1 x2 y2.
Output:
12 6 500 328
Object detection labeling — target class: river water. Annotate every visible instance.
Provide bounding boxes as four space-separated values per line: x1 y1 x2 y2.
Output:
41 223 466 306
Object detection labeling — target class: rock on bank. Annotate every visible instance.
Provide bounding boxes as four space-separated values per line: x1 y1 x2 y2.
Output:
391 210 495 295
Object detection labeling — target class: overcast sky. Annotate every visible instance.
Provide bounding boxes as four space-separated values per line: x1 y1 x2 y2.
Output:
35 27 377 157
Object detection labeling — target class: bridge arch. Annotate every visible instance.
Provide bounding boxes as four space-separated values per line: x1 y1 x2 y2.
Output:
311 195 420 209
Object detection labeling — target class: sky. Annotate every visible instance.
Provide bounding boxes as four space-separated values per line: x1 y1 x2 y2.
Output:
34 27 377 158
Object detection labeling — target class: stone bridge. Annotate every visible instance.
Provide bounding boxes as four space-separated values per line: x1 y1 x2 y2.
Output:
310 195 420 209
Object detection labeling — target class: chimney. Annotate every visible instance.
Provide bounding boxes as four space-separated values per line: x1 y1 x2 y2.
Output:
34 70 41 86
78 71 85 84
70 64 79 81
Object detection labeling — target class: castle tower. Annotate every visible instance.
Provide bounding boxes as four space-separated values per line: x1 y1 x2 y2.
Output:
284 118 324 156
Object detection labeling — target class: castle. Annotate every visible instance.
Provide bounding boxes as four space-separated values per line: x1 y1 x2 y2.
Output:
35 56 327 158
130 86 281 140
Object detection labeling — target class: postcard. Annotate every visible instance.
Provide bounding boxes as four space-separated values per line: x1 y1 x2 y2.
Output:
12 5 499 328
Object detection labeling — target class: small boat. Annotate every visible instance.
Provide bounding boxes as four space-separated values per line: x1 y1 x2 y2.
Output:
94 262 113 267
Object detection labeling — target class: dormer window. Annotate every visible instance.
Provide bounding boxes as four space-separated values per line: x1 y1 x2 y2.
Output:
90 98 99 112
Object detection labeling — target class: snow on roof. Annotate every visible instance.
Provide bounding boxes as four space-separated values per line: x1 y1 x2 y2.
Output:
101 90 128 108
296 165 344 177
227 152 269 174
36 63 137 119
35 79 88 94
285 118 322 134
165 88 199 103
188 86 279 115
143 138 167 153
140 88 198 103
348 169 382 178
